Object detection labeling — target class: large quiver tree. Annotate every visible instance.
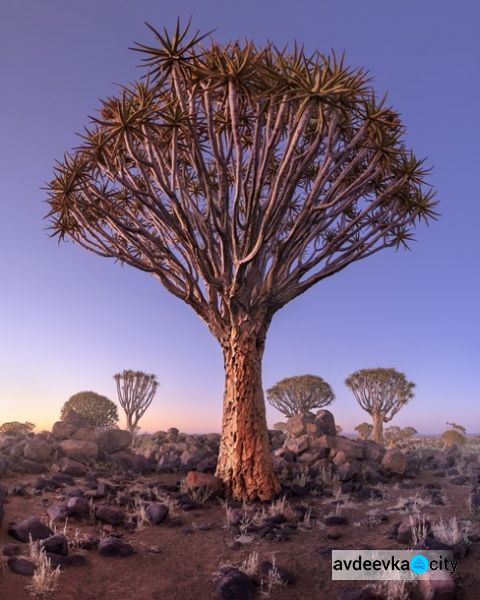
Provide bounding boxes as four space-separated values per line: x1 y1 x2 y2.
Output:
345 367 415 443
46 22 436 500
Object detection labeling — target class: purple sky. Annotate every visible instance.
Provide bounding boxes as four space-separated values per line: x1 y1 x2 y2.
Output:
0 1 478 434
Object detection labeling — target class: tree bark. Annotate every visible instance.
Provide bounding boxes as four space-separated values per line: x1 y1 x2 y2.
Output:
215 318 281 501
372 412 384 444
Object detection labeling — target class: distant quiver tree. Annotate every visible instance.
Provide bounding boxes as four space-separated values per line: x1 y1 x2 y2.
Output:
45 21 436 499
345 368 415 443
114 370 158 434
61 391 119 428
0 421 35 435
267 374 334 418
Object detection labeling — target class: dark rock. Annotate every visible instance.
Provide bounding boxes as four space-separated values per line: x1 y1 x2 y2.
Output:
8 517 53 542
34 478 61 491
146 503 169 525
97 429 132 454
260 560 295 584
98 536 134 557
1 543 21 556
67 496 90 518
46 553 87 568
57 457 86 477
314 409 337 436
7 557 35 575
325 516 348 526
63 410 90 428
216 569 255 599
14 459 48 475
95 505 124 526
52 472 76 486
41 534 68 556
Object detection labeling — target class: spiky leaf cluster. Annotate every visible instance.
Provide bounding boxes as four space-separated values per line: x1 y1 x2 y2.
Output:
267 374 334 417
345 367 415 422
46 21 437 340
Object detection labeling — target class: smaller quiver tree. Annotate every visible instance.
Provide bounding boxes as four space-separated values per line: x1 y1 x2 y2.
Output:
61 391 119 428
0 421 35 436
266 374 334 418
355 422 373 440
345 368 414 444
114 370 158 433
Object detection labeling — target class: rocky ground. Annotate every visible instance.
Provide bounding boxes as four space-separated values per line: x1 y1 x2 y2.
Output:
1 410 480 599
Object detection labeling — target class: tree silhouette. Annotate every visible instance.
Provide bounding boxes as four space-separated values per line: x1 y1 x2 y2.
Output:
346 368 415 443
46 21 436 499
114 370 158 433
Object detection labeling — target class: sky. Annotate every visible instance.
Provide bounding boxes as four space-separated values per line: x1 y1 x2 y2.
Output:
0 0 478 434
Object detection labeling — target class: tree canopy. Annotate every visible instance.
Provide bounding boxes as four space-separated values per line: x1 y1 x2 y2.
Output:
61 391 119 428
345 367 415 443
0 421 35 435
44 20 436 500
267 374 334 417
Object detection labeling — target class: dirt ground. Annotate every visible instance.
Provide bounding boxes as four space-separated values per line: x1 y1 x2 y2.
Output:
1 470 479 600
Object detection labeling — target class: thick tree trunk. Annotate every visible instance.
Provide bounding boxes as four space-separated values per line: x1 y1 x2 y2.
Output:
215 319 281 501
372 412 384 444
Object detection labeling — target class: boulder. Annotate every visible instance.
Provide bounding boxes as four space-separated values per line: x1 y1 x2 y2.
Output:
59 439 98 462
72 427 98 442
146 503 169 525
95 505 124 526
97 429 132 454
216 569 255 600
381 449 407 475
333 437 364 461
285 434 310 455
8 517 53 542
23 440 52 463
51 421 77 441
7 557 35 575
314 409 337 436
57 457 86 477
285 413 314 438
41 534 68 556
98 537 134 557
13 459 49 474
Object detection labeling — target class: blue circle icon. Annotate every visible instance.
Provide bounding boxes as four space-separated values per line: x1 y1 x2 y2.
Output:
410 554 429 574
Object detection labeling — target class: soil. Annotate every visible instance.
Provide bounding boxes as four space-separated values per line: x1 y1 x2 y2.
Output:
1 470 479 600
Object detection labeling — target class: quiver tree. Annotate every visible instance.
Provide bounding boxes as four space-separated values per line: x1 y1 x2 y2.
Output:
61 391 119 428
45 21 436 499
355 422 373 440
0 421 35 435
345 368 415 443
114 370 158 433
266 374 334 418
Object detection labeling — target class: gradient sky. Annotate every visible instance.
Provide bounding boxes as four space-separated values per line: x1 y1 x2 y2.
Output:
0 1 478 434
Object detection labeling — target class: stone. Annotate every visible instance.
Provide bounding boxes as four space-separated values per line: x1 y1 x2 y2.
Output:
67 496 90 518
314 409 337 436
333 437 364 460
285 414 314 438
41 534 68 556
2 543 21 556
46 553 87 568
58 457 86 477
72 427 98 442
8 517 53 542
23 440 52 463
216 569 255 600
95 505 124 526
51 421 77 440
59 439 98 462
98 536 134 557
7 557 35 575
325 516 348 526
146 503 169 525
285 434 310 455
185 471 223 497
381 448 407 475
14 459 48 474
97 429 132 454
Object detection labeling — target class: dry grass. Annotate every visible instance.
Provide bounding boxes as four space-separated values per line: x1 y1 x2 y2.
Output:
27 538 61 599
